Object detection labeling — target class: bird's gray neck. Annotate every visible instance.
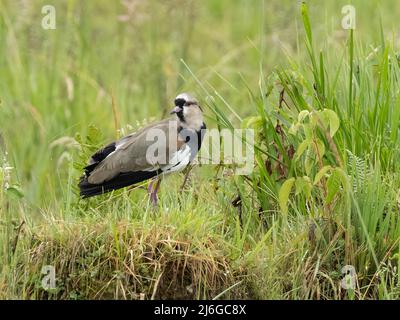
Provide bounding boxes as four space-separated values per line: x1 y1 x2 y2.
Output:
178 117 204 131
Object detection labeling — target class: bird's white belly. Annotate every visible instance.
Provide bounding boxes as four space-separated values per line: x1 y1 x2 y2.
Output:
161 145 191 174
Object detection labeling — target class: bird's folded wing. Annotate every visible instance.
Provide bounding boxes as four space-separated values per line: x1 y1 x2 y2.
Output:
87 119 182 184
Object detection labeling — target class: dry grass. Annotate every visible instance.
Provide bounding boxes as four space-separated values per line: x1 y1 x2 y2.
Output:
2 219 246 300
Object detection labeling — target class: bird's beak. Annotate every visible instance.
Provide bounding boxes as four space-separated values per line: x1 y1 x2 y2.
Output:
170 106 183 114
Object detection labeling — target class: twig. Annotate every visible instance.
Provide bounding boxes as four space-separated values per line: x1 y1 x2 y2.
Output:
110 89 121 139
11 220 25 257
180 165 194 192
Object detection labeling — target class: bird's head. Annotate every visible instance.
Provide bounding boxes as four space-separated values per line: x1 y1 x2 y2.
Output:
170 93 204 130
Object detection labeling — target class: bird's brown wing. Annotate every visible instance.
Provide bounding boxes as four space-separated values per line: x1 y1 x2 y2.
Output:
87 118 182 184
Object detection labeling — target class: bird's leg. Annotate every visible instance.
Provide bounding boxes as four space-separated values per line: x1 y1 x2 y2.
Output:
151 178 161 206
148 178 161 206
148 179 155 195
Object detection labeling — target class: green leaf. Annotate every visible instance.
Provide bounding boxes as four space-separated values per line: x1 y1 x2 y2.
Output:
242 116 262 130
298 110 310 122
317 110 330 129
324 109 340 137
6 185 24 199
279 177 295 216
309 112 319 128
305 149 314 176
288 122 301 135
295 139 311 161
301 3 313 45
334 167 350 193
314 165 332 185
313 138 326 159
326 170 340 204
295 176 312 198
87 125 102 144
304 125 313 140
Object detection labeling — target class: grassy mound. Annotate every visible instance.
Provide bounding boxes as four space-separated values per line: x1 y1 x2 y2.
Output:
2 213 249 299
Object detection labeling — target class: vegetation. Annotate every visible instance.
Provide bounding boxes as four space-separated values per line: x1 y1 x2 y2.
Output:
1 0 400 299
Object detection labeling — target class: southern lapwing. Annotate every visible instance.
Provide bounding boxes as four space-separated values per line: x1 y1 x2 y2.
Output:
78 93 206 204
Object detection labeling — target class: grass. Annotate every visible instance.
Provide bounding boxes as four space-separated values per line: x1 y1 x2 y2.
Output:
1 0 400 299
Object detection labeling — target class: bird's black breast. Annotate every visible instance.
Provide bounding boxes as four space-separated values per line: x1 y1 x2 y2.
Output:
177 122 206 159
178 122 206 150
197 122 206 151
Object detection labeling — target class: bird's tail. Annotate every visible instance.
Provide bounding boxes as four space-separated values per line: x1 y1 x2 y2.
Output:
79 170 161 198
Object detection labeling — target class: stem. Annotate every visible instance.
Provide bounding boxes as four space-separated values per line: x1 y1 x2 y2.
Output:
348 29 354 119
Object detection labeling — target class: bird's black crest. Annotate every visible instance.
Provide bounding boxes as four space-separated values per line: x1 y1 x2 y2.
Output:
174 98 186 107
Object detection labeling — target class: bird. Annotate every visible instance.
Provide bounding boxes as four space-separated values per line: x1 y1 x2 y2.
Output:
78 93 206 205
